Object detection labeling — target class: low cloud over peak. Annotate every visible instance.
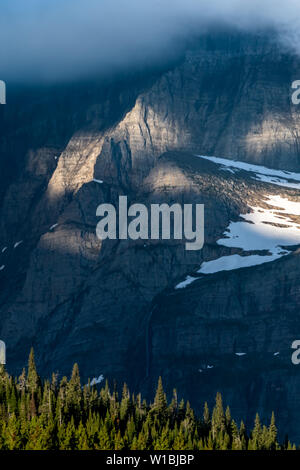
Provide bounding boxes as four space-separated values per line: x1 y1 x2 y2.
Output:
1 0 300 82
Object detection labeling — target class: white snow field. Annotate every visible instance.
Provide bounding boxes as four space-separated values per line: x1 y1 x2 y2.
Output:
199 195 300 275
196 155 300 190
175 156 300 288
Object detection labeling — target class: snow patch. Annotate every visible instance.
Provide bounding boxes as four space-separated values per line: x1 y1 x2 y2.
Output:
13 241 23 249
253 174 300 190
90 375 104 386
196 155 300 190
199 253 285 275
0 265 5 271
175 194 300 288
174 155 300 288
198 195 300 275
93 178 104 185
1 247 7 253
175 275 198 289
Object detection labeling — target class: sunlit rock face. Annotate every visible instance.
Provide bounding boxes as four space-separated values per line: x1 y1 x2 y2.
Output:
1 31 300 439
94 32 300 188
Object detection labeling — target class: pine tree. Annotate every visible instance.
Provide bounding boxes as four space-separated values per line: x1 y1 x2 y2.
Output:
114 430 125 450
120 383 130 421
173 428 186 450
250 413 262 450
225 406 232 431
27 348 40 395
153 377 167 418
169 388 178 421
211 393 225 440
59 417 77 450
154 424 170 450
4 413 22 450
231 420 242 450
239 421 247 450
136 428 148 450
203 402 210 426
268 412 277 450
98 424 112 450
66 363 82 420
0 348 290 451
18 369 26 393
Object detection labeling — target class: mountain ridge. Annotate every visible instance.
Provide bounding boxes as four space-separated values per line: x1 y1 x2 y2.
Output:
1 31 300 439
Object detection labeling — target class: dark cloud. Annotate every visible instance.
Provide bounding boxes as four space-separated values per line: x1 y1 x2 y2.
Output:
0 0 300 82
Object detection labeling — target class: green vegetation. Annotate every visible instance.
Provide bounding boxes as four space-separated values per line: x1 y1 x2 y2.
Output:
0 349 295 450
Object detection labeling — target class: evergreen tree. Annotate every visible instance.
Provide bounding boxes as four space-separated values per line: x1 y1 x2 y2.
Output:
66 363 82 420
250 414 262 450
266 412 277 450
27 348 40 395
173 428 186 450
153 377 167 418
0 349 287 451
211 393 225 440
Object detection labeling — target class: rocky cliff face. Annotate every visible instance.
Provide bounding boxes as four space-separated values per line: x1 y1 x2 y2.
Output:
1 32 300 439
148 245 300 440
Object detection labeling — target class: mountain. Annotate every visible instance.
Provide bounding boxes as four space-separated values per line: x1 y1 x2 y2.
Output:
1 31 300 439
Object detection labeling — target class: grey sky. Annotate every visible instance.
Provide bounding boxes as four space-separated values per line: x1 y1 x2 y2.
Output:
1 0 300 82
